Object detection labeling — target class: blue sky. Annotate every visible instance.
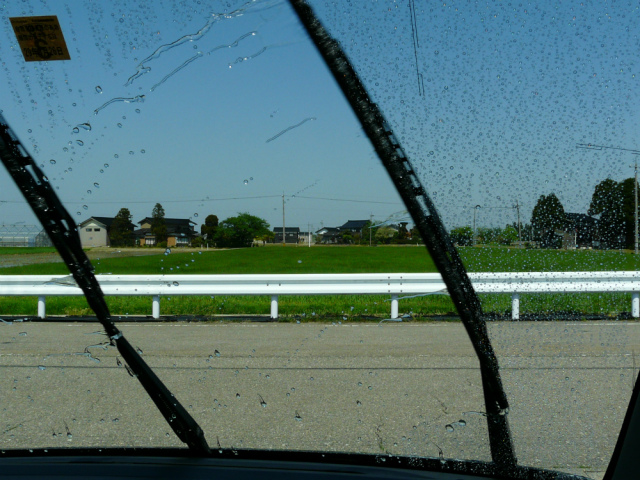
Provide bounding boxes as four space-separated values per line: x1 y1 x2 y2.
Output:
1 0 639 233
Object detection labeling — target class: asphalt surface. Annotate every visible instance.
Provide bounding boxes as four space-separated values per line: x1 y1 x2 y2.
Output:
2 320 639 480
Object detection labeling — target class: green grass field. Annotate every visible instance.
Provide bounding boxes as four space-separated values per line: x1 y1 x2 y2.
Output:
1 245 639 319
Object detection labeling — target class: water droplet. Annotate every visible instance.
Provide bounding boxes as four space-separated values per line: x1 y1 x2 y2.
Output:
258 394 267 408
457 420 466 427
49 159 56 165
243 179 248 185
194 213 198 217
173 281 179 286
117 123 122 128
82 205 88 210
78 123 91 131
214 349 221 357
250 177 253 180
76 140 84 146
357 382 362 386
294 411 302 421
87 190 92 195
135 108 140 113
38 365 46 371
236 393 241 398
136 346 143 354
356 400 362 406
72 127 80 134
165 248 171 255
18 332 27 336
129 151 135 155
445 424 454 432
104 163 109 168
93 182 100 188
297 260 302 263
95 86 102 93
140 149 145 154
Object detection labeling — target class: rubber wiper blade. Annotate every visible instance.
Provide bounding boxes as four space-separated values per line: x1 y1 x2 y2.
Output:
0 114 210 455
288 0 517 472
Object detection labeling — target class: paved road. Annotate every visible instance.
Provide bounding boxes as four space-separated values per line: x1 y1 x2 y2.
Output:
2 320 639 479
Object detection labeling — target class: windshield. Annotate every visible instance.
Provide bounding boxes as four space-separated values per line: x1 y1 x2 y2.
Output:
1 1 639 479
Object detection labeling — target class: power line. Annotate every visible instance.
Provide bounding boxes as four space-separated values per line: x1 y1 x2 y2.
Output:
293 195 402 205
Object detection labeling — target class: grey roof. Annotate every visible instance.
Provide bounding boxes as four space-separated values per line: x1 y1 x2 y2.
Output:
137 217 196 226
273 227 300 233
79 216 115 228
339 220 369 230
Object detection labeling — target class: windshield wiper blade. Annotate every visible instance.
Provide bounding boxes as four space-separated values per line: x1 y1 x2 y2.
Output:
289 0 517 472
0 114 210 455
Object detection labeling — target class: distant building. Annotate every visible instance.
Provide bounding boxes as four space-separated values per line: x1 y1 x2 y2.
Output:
338 220 369 234
78 217 115 247
135 217 198 247
316 227 341 244
298 231 315 245
273 227 300 244
0 224 52 247
561 213 597 249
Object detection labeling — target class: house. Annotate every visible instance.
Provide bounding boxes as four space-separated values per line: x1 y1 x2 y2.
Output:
273 227 300 244
298 231 315 245
561 213 597 249
315 227 341 244
338 220 369 234
135 217 198 247
78 217 115 247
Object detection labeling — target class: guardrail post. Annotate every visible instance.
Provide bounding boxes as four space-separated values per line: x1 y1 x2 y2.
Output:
633 292 639 318
390 295 399 319
152 295 160 319
37 296 45 319
511 293 520 320
270 295 278 319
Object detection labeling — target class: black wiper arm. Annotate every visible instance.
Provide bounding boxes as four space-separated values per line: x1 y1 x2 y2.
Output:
0 114 210 455
288 0 517 472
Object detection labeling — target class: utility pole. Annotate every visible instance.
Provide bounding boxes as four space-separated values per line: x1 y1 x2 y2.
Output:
282 193 285 247
308 222 311 248
634 160 638 254
473 205 481 245
369 214 373 247
515 200 522 248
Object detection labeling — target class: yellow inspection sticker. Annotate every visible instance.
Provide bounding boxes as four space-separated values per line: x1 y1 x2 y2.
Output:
10 16 70 62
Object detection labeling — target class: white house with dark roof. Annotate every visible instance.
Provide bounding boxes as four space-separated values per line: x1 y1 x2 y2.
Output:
78 217 115 247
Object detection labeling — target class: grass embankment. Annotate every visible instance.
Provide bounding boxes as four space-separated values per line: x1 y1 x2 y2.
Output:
1 245 639 319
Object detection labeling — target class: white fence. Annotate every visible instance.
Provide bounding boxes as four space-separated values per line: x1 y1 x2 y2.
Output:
0 272 638 320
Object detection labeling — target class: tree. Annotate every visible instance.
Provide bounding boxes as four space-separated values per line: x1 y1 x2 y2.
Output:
200 214 219 246
498 225 519 246
109 208 135 247
214 213 270 248
151 203 167 245
620 177 639 249
589 178 626 249
374 226 396 244
450 226 473 246
530 193 565 247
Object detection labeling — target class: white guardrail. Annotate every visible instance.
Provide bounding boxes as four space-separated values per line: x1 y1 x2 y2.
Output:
0 272 638 320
